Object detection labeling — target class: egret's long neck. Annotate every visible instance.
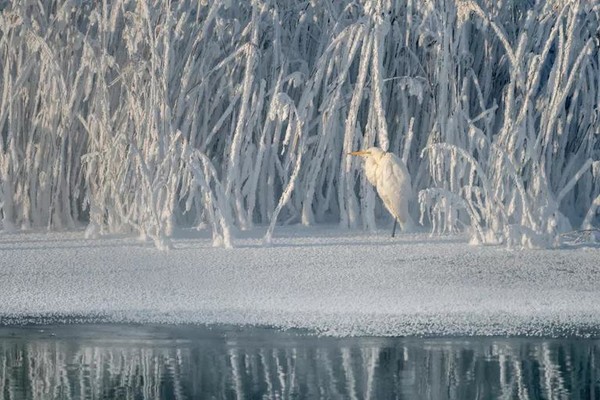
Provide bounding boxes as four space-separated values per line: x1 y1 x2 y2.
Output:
364 157 379 187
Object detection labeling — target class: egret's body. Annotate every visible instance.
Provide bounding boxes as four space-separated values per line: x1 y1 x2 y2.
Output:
350 147 414 236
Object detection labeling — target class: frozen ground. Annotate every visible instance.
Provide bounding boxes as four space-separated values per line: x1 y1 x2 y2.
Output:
1 226 599 337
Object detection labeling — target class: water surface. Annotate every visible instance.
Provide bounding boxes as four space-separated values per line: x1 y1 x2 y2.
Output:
0 325 598 399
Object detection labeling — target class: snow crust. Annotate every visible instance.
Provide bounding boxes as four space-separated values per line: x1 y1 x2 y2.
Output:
1 227 599 337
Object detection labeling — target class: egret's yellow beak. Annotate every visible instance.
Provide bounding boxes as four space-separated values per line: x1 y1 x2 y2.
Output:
348 151 370 156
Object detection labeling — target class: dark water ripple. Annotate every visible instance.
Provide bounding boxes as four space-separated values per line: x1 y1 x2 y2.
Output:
0 325 598 399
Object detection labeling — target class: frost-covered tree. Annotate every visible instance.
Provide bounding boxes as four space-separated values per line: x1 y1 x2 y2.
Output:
0 0 598 248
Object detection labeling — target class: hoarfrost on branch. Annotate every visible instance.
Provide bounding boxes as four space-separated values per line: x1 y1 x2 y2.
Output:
0 0 598 248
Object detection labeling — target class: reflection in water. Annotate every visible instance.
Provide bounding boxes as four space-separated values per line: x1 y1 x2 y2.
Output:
0 325 598 399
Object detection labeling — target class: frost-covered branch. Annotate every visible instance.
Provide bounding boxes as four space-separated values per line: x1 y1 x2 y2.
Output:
0 0 597 249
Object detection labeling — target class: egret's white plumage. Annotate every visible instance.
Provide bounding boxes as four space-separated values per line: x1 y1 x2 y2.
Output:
350 147 414 236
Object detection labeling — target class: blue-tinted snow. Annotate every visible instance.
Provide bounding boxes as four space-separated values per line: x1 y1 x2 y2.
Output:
1 226 599 337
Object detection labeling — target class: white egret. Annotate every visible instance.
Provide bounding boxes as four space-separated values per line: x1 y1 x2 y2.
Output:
349 147 414 237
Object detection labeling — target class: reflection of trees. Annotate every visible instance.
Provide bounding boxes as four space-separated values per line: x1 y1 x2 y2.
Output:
0 334 598 399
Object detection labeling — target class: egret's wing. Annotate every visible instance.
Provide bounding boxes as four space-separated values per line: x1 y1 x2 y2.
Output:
380 153 412 198
376 154 413 222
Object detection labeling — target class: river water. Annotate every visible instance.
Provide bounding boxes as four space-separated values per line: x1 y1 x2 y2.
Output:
0 324 598 399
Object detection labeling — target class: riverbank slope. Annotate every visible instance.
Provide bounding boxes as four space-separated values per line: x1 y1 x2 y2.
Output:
1 227 599 337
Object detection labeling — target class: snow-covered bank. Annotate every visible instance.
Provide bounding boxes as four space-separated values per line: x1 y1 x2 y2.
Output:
1 227 600 337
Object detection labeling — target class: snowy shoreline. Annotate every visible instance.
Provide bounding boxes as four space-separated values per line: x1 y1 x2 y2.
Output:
2 226 600 337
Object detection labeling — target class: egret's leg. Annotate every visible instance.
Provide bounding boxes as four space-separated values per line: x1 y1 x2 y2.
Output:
391 219 398 238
